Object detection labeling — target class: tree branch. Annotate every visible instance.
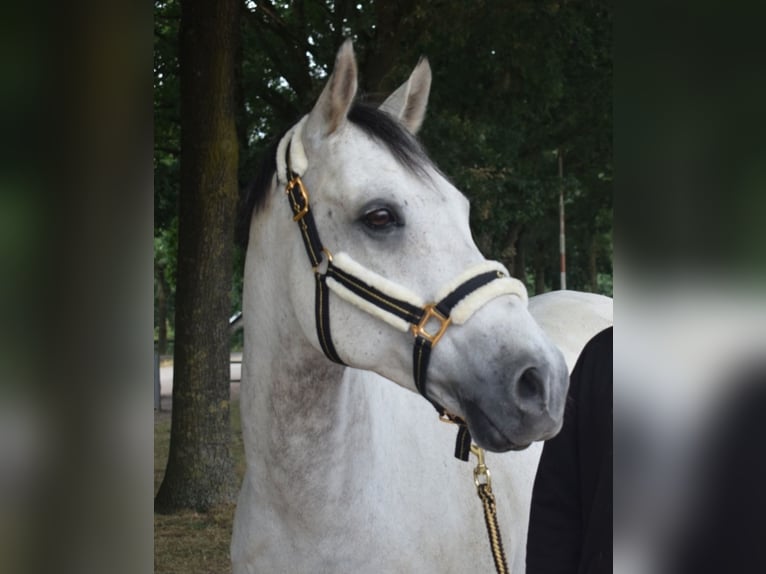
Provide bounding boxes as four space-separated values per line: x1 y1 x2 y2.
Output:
244 4 315 98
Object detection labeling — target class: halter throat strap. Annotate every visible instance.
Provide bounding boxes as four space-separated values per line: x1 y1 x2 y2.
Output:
278 125 528 460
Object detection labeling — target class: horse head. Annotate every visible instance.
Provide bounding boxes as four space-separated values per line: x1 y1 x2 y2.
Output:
254 40 569 452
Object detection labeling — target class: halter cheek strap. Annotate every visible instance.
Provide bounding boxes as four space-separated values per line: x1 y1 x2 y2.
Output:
278 125 528 461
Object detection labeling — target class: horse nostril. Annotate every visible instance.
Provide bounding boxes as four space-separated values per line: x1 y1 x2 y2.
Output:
517 367 544 402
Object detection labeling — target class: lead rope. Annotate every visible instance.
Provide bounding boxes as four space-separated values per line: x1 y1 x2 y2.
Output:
471 444 509 574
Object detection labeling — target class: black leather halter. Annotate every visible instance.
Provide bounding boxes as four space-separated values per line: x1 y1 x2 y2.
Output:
283 149 508 461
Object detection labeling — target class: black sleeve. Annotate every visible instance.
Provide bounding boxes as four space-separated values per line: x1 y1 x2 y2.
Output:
526 327 613 574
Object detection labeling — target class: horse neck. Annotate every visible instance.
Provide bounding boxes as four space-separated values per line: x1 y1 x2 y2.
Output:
243 203 375 494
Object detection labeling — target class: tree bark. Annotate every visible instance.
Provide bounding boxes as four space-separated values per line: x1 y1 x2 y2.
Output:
155 0 239 512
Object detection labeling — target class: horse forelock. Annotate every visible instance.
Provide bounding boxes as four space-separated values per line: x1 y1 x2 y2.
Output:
346 103 433 178
236 103 435 249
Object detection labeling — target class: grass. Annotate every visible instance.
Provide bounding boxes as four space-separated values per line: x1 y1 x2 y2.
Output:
154 400 245 574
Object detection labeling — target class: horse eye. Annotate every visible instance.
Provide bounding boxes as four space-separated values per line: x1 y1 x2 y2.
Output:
363 208 398 230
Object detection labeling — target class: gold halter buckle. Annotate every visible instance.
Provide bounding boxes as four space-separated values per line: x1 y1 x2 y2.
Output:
286 176 310 222
411 304 451 346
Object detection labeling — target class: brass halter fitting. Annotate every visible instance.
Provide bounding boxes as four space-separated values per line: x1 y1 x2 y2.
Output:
312 247 334 275
410 304 451 347
471 444 492 489
286 175 310 222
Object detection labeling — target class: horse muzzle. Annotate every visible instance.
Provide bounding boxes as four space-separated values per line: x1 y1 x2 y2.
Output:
446 316 570 452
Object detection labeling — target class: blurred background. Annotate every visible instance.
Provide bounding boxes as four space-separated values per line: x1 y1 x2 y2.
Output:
0 0 764 572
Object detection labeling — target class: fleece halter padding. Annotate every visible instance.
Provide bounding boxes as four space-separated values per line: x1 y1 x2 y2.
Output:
278 122 528 460
276 115 309 184
327 252 528 331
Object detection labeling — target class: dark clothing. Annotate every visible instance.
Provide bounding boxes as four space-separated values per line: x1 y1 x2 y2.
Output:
527 327 613 574
668 361 766 574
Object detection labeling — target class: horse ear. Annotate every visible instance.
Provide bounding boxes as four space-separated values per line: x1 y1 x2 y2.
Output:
379 57 431 134
303 40 358 145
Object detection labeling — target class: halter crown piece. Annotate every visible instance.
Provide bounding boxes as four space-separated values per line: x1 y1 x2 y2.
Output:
278 120 528 461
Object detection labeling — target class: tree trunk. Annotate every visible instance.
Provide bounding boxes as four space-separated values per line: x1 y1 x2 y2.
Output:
514 228 527 284
154 0 240 512
534 240 546 295
504 222 522 277
234 14 248 169
535 263 546 296
363 0 416 94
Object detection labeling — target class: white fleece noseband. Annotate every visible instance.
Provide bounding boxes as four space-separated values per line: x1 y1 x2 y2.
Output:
326 252 527 332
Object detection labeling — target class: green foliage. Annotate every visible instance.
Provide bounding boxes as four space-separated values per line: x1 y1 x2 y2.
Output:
154 0 613 338
155 0 181 337
406 0 612 292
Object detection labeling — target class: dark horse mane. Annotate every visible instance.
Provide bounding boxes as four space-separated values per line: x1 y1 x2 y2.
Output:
236 102 433 249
